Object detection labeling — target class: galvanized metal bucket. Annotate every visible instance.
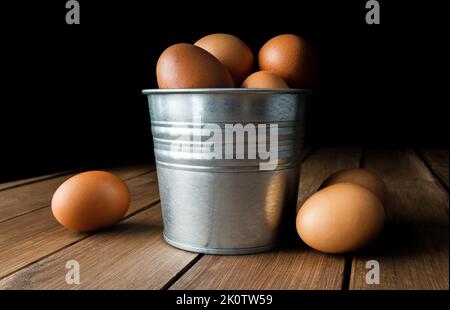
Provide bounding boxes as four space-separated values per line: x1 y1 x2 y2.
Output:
142 88 308 254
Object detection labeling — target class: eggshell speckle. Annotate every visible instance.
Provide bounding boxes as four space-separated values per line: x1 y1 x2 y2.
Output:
322 168 387 204
195 33 254 86
241 71 289 88
296 183 385 254
156 43 234 89
51 171 130 232
258 34 317 88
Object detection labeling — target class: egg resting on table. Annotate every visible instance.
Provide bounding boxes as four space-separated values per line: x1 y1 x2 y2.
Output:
321 168 387 204
296 182 385 254
51 171 130 232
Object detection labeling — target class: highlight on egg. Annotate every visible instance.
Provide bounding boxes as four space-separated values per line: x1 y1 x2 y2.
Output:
51 171 130 232
258 34 317 88
296 182 385 254
156 43 234 89
321 168 387 204
195 33 254 86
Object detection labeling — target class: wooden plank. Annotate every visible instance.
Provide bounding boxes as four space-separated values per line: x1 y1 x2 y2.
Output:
171 249 345 290
0 171 159 279
0 205 198 289
350 149 449 290
419 150 449 190
0 170 77 191
299 145 315 161
0 163 153 223
297 147 362 209
102 163 154 181
170 148 362 290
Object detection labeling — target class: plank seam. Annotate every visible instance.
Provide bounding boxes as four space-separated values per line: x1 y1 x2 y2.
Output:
415 149 449 192
0 204 53 225
0 163 155 193
0 235 92 282
343 146 365 290
300 146 317 162
0 199 161 281
0 169 79 192
160 254 204 290
341 254 353 290
0 170 156 225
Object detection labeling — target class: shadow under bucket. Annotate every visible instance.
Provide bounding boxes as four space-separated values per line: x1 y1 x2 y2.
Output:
142 88 309 254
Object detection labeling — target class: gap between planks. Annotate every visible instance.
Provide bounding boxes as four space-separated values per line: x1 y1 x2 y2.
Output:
0 166 159 280
5 148 445 289
0 162 153 192
170 148 449 290
0 201 161 285
416 149 449 192
0 163 154 224
350 149 449 289
0 169 79 192
1 147 351 290
0 204 201 289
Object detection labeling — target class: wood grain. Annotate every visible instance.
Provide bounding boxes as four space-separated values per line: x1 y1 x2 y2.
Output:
170 148 362 290
0 163 152 223
350 149 449 290
297 147 362 208
419 150 449 189
0 171 159 279
0 205 198 289
0 170 77 191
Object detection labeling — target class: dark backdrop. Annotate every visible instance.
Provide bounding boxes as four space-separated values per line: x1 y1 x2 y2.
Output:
1 0 446 181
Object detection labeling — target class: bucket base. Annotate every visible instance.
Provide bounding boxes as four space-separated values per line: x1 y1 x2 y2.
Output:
163 234 278 255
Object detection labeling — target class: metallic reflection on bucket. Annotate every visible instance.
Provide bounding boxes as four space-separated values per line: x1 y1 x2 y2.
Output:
142 88 308 254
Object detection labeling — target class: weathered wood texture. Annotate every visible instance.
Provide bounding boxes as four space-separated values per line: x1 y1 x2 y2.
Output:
0 164 152 223
419 150 449 189
1 150 448 290
0 170 77 191
350 149 449 290
0 206 198 289
0 171 159 279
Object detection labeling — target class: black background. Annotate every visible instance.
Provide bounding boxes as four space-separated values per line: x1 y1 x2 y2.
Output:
1 290 449 308
1 0 447 182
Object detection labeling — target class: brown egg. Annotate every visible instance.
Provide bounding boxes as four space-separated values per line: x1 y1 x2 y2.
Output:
51 171 130 232
258 34 317 88
322 168 387 204
241 71 289 88
156 43 234 88
195 33 254 85
296 183 385 254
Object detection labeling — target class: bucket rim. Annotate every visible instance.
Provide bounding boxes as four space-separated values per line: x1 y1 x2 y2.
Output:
142 88 312 95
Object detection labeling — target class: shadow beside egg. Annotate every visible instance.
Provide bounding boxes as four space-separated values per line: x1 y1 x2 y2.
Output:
357 218 449 258
79 220 162 237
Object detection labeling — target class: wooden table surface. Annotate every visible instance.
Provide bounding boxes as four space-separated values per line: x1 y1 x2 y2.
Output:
0 148 448 290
